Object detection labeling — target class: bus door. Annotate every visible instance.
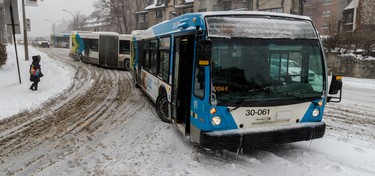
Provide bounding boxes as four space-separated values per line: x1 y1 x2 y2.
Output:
172 35 195 131
99 35 119 67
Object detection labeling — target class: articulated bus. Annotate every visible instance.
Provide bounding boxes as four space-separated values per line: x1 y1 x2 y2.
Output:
69 31 131 70
51 33 70 48
130 11 343 150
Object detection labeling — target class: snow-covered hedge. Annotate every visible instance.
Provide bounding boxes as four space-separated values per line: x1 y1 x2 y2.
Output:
0 43 6 68
323 25 375 57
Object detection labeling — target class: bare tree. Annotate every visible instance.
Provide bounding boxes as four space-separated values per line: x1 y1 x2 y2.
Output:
357 0 375 56
94 0 149 34
0 43 6 68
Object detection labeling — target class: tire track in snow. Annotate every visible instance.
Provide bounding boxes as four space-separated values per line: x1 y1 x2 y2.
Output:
0 48 142 175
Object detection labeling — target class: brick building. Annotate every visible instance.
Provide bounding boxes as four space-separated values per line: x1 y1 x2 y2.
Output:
304 0 350 35
137 0 304 30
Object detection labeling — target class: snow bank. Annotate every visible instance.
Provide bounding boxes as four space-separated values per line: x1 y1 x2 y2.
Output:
0 45 75 120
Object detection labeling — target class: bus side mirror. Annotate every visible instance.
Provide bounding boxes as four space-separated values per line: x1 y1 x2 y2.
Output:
197 40 211 66
327 75 342 103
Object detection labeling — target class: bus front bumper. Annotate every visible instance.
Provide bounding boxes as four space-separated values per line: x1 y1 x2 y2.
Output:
199 122 326 150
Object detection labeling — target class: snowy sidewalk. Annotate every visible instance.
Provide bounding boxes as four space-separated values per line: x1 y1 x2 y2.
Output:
0 45 74 120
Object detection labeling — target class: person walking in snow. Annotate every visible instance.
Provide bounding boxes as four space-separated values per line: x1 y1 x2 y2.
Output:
29 55 43 91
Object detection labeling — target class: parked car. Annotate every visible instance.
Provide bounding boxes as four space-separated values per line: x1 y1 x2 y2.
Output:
270 59 316 82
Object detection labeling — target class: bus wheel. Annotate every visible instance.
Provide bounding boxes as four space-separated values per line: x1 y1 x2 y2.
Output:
134 72 140 88
78 53 83 62
156 94 171 123
124 59 130 71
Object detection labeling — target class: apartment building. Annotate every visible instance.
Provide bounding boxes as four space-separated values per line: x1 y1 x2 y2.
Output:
339 0 375 33
137 0 304 29
137 0 194 29
304 0 350 35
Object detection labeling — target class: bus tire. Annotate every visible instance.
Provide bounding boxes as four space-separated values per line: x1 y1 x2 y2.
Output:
78 53 83 62
134 72 140 88
156 94 171 123
124 59 130 71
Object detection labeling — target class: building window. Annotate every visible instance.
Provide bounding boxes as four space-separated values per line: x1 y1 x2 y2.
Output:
169 12 177 19
138 13 146 22
323 0 331 5
223 1 232 11
260 7 284 13
198 8 207 12
156 10 163 19
322 10 330 17
184 8 194 14
157 0 165 5
321 23 329 29
345 11 354 24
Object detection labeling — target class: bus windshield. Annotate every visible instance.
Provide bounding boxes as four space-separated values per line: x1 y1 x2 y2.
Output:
211 38 325 106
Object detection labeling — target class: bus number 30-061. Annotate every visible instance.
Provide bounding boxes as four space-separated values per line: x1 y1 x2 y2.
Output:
246 109 270 116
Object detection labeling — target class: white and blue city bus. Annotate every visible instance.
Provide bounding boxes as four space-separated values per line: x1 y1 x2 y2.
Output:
130 11 342 150
69 31 131 70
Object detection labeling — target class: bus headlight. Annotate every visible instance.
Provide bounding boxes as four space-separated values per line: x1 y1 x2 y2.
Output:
212 116 222 126
312 108 320 117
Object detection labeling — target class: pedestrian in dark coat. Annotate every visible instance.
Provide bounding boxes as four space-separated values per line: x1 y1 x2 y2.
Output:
29 55 43 91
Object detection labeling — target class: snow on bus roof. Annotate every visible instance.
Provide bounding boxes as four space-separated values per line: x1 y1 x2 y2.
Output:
131 11 314 39
119 34 131 40
73 31 120 37
197 11 312 21
206 16 317 39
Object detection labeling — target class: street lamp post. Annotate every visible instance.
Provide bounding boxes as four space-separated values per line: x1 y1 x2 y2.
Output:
45 19 61 34
62 9 75 30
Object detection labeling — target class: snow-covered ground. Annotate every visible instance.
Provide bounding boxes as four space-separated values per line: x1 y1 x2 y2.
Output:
1 45 375 175
0 45 74 120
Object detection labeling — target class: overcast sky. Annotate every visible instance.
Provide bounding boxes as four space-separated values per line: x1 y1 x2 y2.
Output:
20 0 95 38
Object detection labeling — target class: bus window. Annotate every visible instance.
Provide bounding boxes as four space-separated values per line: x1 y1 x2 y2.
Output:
90 39 98 52
119 40 130 54
159 37 170 81
194 66 205 99
143 40 150 70
150 39 158 74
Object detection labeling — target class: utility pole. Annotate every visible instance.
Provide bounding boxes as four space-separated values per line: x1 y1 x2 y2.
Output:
22 0 29 61
9 2 22 84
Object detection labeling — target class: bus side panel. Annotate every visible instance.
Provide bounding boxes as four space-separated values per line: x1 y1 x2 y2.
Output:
139 70 172 103
140 70 159 102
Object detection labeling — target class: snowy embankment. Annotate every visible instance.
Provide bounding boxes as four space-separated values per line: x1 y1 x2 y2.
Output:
0 45 74 120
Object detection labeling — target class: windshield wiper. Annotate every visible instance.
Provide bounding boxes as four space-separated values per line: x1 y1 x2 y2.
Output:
228 85 279 112
281 93 321 101
247 85 277 95
228 99 246 112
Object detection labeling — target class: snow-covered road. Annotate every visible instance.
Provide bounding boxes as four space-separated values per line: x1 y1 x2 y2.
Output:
0 46 374 176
